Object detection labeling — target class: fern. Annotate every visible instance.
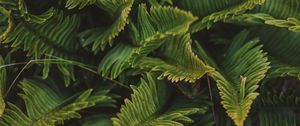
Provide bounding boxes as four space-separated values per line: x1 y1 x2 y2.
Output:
98 43 134 78
201 0 265 25
252 0 300 19
1 0 300 126
208 31 270 126
79 0 133 52
254 80 300 126
4 12 82 86
138 34 214 82
267 59 300 80
180 0 266 32
81 114 113 126
129 5 198 64
253 27 300 69
98 4 198 79
226 13 300 32
5 13 80 58
112 74 202 126
258 110 296 126
65 0 97 9
0 56 6 116
0 0 54 24
176 0 241 17
0 78 115 126
0 6 13 42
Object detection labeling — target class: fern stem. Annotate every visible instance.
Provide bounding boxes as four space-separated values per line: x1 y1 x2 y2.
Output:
4 59 70 97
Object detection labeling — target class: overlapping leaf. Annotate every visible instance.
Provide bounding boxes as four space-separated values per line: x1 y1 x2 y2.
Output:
0 0 54 24
255 81 300 126
65 0 97 9
267 59 300 80
179 0 266 32
0 56 6 116
112 74 201 126
98 4 198 79
79 0 134 52
0 6 12 42
0 79 116 126
4 12 82 86
252 27 300 79
209 31 270 126
138 34 214 82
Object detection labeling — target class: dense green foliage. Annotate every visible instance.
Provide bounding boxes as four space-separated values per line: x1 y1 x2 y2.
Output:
0 0 299 126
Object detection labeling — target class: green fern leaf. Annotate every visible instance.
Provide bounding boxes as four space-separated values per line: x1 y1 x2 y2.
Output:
138 34 214 83
210 32 270 126
258 110 296 126
261 27 300 62
205 0 300 33
129 4 198 64
0 56 6 117
98 43 135 78
203 0 265 22
0 79 115 126
17 0 54 23
98 4 197 78
253 0 300 19
225 13 300 32
65 0 97 9
111 74 201 126
187 0 265 32
267 59 300 80
79 0 133 52
0 6 13 42
82 114 113 126
5 13 80 58
0 0 54 24
255 82 300 126
4 12 82 86
176 0 241 17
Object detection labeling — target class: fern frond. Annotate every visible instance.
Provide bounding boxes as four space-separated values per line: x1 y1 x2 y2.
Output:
0 0 54 24
0 78 115 126
253 27 300 66
5 13 80 58
254 82 300 126
111 74 200 126
98 43 135 78
0 56 6 116
129 5 198 64
224 0 300 32
253 0 300 19
149 0 173 6
17 0 54 23
258 110 296 126
226 13 300 32
65 0 97 9
79 0 133 52
98 4 197 79
203 0 265 22
138 34 214 83
0 6 13 42
267 59 300 80
210 32 270 126
243 1 300 81
82 114 113 126
176 0 241 17
189 0 265 33
4 12 82 86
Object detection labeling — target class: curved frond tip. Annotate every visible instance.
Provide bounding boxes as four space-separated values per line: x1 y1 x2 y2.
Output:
112 74 200 126
139 34 214 83
210 34 270 126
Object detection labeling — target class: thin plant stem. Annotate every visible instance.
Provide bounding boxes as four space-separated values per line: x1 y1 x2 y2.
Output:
3 57 130 97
